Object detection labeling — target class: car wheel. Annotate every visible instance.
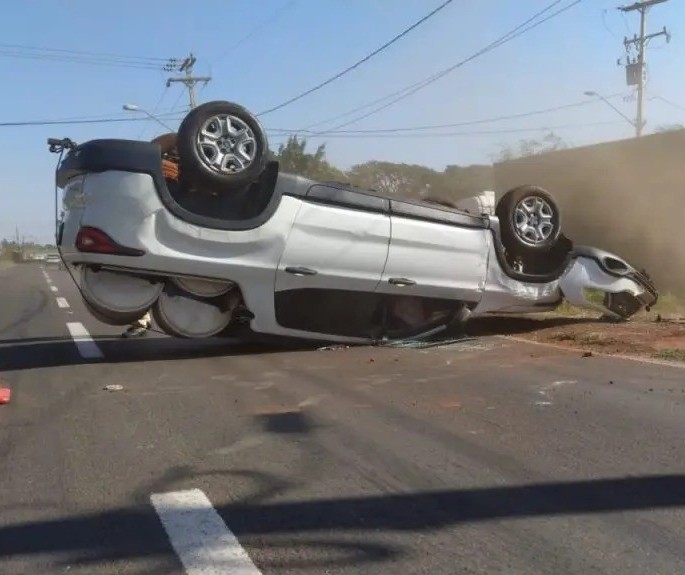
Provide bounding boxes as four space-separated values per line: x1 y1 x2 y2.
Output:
496 185 562 253
176 100 269 194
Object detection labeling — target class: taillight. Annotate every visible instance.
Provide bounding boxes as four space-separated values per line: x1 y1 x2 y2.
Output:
75 226 144 256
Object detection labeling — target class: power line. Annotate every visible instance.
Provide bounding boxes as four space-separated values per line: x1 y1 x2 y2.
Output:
0 49 166 70
2 91 631 133
0 42 169 61
256 0 457 117
0 114 185 128
651 95 685 113
302 0 566 130
0 115 619 136
270 93 627 135
26 107 186 122
212 0 299 64
266 120 624 139
138 85 171 139
168 88 188 115
150 87 171 116
0 43 179 72
305 0 581 134
319 0 583 134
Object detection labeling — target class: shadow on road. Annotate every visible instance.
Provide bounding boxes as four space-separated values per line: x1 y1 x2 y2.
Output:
2 474 685 569
0 316 598 372
0 333 314 372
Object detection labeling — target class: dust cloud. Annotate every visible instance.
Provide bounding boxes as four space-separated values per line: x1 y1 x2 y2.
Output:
493 129 685 296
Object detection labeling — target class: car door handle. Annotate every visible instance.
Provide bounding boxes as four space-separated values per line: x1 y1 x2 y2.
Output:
285 266 318 276
388 277 416 286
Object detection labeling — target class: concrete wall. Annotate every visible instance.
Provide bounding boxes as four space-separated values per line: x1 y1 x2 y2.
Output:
492 130 685 295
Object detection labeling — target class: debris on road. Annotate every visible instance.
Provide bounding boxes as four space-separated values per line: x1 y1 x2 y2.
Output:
377 336 478 349
317 344 350 351
103 384 124 392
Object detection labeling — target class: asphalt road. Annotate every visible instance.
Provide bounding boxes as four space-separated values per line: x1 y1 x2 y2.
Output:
2 262 685 575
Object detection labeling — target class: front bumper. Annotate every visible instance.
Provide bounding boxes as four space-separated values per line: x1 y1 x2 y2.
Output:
626 267 659 309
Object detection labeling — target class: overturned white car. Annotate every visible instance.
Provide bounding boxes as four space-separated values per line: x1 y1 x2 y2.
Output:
48 100 658 344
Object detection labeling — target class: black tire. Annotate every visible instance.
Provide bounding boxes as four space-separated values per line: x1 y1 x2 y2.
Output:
603 291 642 320
495 185 562 253
176 101 269 194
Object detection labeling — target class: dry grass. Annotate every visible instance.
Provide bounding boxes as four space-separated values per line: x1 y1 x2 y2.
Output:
654 348 685 363
650 293 685 316
549 330 621 347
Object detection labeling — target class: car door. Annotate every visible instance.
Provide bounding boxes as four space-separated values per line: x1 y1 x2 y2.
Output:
375 199 490 305
273 184 391 338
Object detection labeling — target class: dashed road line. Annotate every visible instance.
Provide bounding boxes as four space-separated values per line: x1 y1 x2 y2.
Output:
150 489 262 575
66 322 103 359
50 285 58 292
56 297 70 309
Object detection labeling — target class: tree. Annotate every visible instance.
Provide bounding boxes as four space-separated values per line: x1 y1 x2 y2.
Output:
345 160 497 203
442 164 495 199
347 161 429 196
492 131 569 162
273 135 347 181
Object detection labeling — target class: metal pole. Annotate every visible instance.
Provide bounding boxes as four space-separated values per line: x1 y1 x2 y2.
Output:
636 6 646 137
619 0 670 137
187 61 197 109
167 53 210 110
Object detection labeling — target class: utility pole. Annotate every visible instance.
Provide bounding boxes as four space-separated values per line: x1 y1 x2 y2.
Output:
166 53 211 110
618 0 671 137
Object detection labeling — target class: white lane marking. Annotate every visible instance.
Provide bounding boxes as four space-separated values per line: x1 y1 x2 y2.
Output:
56 297 70 309
50 286 58 292
66 322 103 359
150 489 262 575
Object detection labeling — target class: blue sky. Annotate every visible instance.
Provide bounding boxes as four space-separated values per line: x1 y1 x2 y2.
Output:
1 0 683 243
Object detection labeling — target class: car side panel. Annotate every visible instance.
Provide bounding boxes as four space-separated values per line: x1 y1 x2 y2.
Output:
275 200 391 293
272 199 391 338
376 216 489 304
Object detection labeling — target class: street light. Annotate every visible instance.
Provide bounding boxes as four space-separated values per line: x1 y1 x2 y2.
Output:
584 90 641 135
122 103 175 132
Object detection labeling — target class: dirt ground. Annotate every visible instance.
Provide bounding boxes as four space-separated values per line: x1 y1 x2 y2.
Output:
465 307 685 363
